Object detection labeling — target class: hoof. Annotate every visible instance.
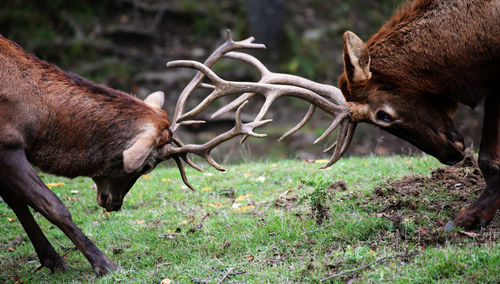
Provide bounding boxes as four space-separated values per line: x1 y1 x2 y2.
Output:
93 261 118 277
444 220 456 232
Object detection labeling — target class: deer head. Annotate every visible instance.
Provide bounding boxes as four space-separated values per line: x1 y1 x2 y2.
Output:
338 31 465 165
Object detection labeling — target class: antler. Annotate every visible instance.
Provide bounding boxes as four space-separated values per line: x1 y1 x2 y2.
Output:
165 30 355 190
161 101 271 190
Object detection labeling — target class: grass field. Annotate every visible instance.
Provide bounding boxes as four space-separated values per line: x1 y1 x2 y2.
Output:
1 156 499 283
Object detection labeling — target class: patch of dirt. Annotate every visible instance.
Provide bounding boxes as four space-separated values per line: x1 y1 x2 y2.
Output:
368 151 499 246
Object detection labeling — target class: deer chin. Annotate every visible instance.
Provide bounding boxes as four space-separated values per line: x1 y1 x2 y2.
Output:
435 130 466 165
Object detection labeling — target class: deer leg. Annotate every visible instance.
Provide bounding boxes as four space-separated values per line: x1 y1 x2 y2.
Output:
448 170 500 229
0 184 68 272
478 94 500 185
446 95 500 230
0 149 117 276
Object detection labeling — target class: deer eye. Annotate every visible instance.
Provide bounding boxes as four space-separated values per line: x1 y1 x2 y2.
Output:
376 110 393 124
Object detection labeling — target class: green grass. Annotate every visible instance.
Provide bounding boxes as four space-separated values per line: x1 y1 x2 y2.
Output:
1 156 499 283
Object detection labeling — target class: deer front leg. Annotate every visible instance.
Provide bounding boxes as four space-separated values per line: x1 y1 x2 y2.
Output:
0 185 68 272
478 94 500 185
447 170 500 229
0 149 117 276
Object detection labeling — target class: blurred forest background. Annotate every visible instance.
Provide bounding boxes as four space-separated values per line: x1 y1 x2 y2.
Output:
0 0 483 163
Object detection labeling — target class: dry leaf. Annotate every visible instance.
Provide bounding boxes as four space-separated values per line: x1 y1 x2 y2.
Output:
142 174 152 178
235 194 252 202
202 187 212 192
457 231 481 238
8 218 15 222
161 178 171 183
233 205 255 213
243 172 252 178
368 249 376 256
133 219 145 225
208 203 223 208
46 182 65 189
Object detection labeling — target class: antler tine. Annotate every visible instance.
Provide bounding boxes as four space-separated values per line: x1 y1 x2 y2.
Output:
163 101 272 181
278 105 316 142
170 30 265 132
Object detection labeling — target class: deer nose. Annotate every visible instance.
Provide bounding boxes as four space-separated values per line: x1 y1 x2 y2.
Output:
444 130 465 151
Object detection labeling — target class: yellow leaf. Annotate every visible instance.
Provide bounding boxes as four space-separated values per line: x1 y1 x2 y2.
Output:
233 205 255 213
270 163 278 168
133 219 145 224
142 174 152 178
314 159 329 164
208 203 223 208
161 178 171 183
235 194 252 202
243 172 252 178
368 249 376 256
202 187 212 192
46 182 65 189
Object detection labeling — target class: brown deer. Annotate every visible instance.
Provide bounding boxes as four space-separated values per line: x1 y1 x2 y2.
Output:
170 0 499 230
0 31 320 276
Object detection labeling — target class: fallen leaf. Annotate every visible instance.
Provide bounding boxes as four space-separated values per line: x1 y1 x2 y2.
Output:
8 247 14 252
243 172 252 179
245 254 255 262
161 178 171 183
314 159 329 164
208 203 223 208
8 218 15 222
368 249 376 256
270 163 278 168
160 278 172 284
187 224 203 234
133 219 145 225
142 174 152 178
235 194 252 202
457 231 481 238
202 187 212 192
233 205 255 213
46 182 65 189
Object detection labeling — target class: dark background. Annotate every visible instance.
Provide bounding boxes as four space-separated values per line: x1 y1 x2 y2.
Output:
0 0 484 163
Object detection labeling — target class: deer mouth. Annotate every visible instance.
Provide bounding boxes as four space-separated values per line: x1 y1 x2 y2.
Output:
97 191 123 211
439 130 466 165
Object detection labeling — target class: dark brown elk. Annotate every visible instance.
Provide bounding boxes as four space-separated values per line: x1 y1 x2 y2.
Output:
170 0 499 230
0 31 287 276
338 0 499 230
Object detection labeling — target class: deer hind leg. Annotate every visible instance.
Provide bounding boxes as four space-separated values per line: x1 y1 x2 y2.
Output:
0 183 68 272
0 149 117 276
446 94 500 230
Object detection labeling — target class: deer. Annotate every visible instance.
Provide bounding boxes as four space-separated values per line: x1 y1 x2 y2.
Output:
168 0 499 231
0 31 327 276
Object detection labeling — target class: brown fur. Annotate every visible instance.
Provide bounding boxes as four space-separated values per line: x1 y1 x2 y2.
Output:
0 34 170 177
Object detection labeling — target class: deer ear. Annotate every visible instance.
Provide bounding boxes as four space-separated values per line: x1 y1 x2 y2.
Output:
123 128 157 173
144 91 165 109
343 31 371 84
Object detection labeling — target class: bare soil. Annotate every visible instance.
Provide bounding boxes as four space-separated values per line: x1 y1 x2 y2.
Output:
368 151 499 247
